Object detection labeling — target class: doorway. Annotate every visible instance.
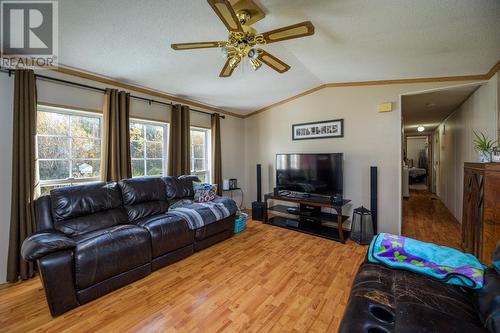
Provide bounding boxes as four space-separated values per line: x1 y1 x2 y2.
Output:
404 135 432 191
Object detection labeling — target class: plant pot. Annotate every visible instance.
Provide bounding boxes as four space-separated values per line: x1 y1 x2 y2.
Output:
478 151 492 163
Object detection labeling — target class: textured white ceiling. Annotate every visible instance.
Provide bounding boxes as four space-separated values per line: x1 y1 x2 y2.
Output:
58 0 500 115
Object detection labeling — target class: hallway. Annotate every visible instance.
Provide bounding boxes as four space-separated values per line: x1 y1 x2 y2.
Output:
402 190 462 250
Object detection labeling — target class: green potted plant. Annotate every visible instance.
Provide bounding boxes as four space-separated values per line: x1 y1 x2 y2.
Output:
473 131 497 163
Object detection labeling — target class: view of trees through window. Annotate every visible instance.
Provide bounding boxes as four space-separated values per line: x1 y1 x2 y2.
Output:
130 121 166 177
191 128 210 183
37 108 101 195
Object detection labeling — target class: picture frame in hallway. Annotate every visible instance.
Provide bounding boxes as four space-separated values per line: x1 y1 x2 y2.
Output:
292 119 344 140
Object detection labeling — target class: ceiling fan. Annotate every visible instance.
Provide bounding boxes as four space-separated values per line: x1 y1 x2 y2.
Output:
171 0 315 77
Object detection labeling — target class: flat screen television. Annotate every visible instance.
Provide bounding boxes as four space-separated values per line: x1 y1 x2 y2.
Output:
276 153 343 197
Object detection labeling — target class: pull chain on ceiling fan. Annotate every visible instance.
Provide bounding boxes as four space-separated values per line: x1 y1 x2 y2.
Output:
171 0 315 77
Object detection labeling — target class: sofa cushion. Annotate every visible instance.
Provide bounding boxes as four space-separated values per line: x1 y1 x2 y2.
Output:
162 175 200 200
195 215 234 240
50 182 127 237
135 213 194 257
339 262 487 333
118 177 168 222
168 196 238 231
73 225 151 290
474 268 500 333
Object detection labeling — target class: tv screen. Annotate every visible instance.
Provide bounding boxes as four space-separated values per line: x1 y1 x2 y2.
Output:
276 153 343 196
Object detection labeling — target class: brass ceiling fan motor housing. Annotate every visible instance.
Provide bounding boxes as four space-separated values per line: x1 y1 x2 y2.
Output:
171 0 315 77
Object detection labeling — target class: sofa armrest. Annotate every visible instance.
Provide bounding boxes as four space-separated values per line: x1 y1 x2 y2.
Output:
21 230 76 261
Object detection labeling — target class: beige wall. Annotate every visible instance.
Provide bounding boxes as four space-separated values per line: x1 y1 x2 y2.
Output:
243 80 482 235
0 70 245 283
436 74 498 222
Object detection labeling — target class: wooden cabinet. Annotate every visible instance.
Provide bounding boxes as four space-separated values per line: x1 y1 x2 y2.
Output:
462 163 500 265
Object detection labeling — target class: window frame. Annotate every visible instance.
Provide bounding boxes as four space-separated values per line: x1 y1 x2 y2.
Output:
190 126 211 183
37 105 103 191
130 118 169 177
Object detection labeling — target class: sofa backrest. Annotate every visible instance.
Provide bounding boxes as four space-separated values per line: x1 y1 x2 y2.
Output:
118 177 168 222
35 195 55 231
50 182 127 237
162 175 200 200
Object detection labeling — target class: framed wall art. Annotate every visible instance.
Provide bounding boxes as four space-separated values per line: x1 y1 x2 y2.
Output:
292 119 344 140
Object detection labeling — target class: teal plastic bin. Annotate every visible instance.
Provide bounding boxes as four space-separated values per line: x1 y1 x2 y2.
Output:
234 211 249 233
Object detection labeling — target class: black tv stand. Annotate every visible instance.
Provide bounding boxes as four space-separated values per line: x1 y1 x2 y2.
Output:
263 193 351 243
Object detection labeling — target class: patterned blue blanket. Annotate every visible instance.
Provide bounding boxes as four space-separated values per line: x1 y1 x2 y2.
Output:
168 196 238 230
368 233 485 289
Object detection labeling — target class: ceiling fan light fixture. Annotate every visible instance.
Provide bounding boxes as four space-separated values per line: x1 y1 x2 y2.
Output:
250 58 262 71
229 56 241 69
171 0 315 77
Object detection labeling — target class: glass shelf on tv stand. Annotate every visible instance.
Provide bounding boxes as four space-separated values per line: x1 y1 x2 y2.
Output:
263 193 351 243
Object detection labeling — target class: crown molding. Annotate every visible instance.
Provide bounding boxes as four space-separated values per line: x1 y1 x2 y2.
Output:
243 59 500 119
0 54 244 118
485 59 500 79
3 53 497 121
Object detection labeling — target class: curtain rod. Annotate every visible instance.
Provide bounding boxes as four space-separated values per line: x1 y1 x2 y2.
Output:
0 67 225 119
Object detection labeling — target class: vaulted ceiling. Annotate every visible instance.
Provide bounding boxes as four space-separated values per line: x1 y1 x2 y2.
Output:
58 0 500 115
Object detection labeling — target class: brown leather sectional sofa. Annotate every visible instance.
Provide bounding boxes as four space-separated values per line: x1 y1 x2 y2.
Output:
338 247 500 333
21 176 237 316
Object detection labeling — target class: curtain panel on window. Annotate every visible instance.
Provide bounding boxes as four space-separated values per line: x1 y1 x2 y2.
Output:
101 89 132 181
211 113 222 195
168 104 191 176
7 69 39 282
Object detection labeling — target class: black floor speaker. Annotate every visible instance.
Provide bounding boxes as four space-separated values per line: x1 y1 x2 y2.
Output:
252 164 265 221
370 166 378 234
252 202 265 221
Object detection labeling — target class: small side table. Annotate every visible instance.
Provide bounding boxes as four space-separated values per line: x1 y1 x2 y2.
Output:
222 188 243 209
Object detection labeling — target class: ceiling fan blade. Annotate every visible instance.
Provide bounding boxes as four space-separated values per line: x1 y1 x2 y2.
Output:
171 41 225 50
207 0 243 32
257 50 290 73
219 58 238 77
261 21 315 44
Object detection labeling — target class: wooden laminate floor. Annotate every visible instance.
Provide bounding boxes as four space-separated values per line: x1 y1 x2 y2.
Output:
402 190 462 250
0 221 367 333
0 192 461 333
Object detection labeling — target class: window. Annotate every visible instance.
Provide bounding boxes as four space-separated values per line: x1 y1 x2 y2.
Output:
37 106 102 195
130 120 168 177
190 127 211 183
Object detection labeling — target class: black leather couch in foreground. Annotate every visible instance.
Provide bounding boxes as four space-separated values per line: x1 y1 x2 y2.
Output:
21 176 237 316
339 245 500 333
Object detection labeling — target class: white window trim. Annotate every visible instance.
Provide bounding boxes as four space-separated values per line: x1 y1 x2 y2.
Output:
190 127 211 183
130 118 169 177
37 105 102 189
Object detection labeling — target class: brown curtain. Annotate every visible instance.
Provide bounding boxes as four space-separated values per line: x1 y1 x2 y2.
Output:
168 104 191 176
211 113 222 195
101 89 131 181
7 70 38 282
